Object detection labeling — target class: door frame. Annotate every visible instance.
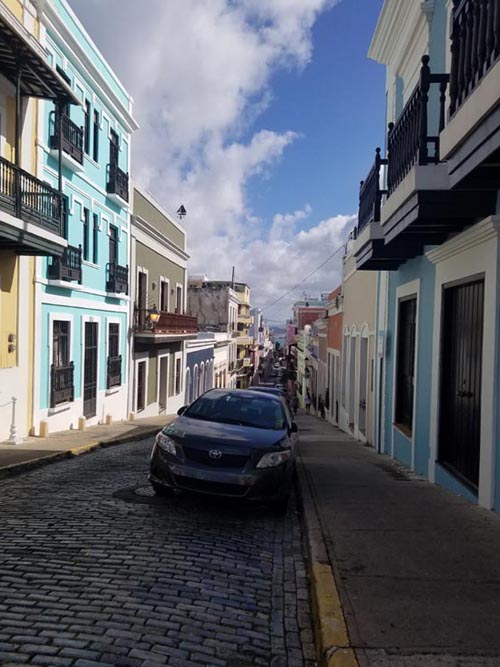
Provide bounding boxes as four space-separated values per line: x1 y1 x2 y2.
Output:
135 357 148 413
427 217 500 509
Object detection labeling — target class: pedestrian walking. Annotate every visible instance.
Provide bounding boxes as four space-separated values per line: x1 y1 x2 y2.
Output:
292 395 299 416
318 395 325 419
305 392 312 414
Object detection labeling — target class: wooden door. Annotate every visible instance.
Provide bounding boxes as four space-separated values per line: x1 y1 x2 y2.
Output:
438 279 484 490
83 322 98 418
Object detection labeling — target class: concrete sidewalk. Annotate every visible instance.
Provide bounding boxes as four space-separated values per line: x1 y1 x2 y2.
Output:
0 414 174 478
297 413 500 667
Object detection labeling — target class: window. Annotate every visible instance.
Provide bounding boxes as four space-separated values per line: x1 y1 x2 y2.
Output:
108 323 119 358
160 280 169 312
56 66 71 116
110 128 119 166
93 110 99 162
109 225 118 265
175 358 182 395
53 320 70 367
395 297 417 432
176 285 183 314
84 99 91 155
83 207 90 261
107 323 121 389
92 213 99 264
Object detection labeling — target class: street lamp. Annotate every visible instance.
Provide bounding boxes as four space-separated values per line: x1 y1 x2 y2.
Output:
148 305 160 328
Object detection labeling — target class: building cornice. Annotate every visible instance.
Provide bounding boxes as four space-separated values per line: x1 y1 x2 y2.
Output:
132 215 189 262
369 0 428 69
40 1 138 133
426 217 500 264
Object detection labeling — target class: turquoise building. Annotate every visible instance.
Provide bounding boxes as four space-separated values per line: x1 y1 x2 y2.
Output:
353 0 500 511
32 0 138 433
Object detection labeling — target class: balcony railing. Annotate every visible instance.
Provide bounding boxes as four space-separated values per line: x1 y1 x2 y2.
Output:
47 245 82 283
387 56 449 195
49 112 84 165
134 309 198 335
449 0 500 116
50 362 74 407
107 163 129 202
107 355 122 389
106 262 128 294
358 147 388 233
0 156 63 236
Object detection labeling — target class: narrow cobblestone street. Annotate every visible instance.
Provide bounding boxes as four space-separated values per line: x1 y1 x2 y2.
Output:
0 438 316 667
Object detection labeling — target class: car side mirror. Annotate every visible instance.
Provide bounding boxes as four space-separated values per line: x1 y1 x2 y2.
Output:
290 422 298 433
177 405 188 416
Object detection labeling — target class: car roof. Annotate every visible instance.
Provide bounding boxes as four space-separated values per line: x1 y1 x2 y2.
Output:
203 387 283 403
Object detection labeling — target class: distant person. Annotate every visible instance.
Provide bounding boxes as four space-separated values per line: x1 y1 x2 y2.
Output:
318 395 325 419
291 395 299 416
305 392 312 414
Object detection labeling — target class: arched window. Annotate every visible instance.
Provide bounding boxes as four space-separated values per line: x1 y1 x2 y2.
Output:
199 362 205 397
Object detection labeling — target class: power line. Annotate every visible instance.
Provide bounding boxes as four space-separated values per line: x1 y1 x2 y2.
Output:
260 243 344 313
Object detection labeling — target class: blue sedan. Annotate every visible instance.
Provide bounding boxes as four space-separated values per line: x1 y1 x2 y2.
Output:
149 389 297 509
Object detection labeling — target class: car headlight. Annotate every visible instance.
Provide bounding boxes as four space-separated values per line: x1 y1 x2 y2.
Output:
256 449 291 469
156 432 177 455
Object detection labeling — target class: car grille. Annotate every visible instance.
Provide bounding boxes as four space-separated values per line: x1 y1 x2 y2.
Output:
183 446 249 469
173 475 248 497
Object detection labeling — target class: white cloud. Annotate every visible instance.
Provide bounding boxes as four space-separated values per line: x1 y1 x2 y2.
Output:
68 0 345 319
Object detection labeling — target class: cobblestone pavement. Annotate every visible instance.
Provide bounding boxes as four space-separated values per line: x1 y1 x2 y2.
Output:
0 437 316 667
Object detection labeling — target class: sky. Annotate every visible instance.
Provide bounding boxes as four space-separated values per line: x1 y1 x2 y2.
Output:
68 0 385 324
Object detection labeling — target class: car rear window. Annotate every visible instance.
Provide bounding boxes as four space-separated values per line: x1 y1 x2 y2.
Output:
184 393 286 430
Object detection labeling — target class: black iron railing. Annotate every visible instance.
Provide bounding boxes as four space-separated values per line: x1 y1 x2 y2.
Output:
50 362 74 407
47 245 82 283
106 262 128 294
49 112 84 165
107 355 122 389
449 0 500 116
134 308 198 334
107 163 129 202
0 156 63 236
358 147 388 232
387 56 449 195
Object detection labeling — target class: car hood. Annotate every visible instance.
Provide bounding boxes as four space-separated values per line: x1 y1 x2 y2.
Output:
164 416 287 450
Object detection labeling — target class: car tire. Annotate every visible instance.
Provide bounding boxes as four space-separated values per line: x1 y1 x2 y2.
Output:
151 482 174 497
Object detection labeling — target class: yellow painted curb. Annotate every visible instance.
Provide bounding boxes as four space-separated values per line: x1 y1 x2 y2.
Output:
326 648 358 667
311 562 350 649
69 442 101 456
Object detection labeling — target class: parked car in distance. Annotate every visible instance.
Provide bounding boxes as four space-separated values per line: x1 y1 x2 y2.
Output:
150 389 297 510
248 385 286 399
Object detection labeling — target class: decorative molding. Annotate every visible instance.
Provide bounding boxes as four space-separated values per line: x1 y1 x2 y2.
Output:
426 217 500 264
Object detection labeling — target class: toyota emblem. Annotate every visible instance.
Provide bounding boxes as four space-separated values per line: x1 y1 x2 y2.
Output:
209 449 223 460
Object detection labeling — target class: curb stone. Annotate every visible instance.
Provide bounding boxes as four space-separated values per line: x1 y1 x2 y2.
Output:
0 426 161 481
296 456 358 667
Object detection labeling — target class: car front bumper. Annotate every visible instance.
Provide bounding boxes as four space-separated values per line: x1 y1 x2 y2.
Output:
150 446 293 501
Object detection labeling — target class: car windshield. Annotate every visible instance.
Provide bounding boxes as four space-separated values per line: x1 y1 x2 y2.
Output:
184 392 286 430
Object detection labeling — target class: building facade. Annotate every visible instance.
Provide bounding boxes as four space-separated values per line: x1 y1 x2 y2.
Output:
353 0 500 510
129 187 196 418
326 286 343 426
0 0 81 441
185 336 214 404
31 0 138 434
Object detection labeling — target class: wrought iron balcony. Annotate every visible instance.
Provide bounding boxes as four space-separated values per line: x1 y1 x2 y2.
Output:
49 112 84 165
106 262 128 294
357 148 388 233
50 362 74 407
134 308 198 335
0 156 63 238
107 355 122 389
387 56 449 195
47 245 82 283
107 163 129 203
449 0 500 117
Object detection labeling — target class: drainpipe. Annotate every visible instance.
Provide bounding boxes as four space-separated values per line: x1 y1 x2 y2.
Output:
15 63 23 217
56 100 64 235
